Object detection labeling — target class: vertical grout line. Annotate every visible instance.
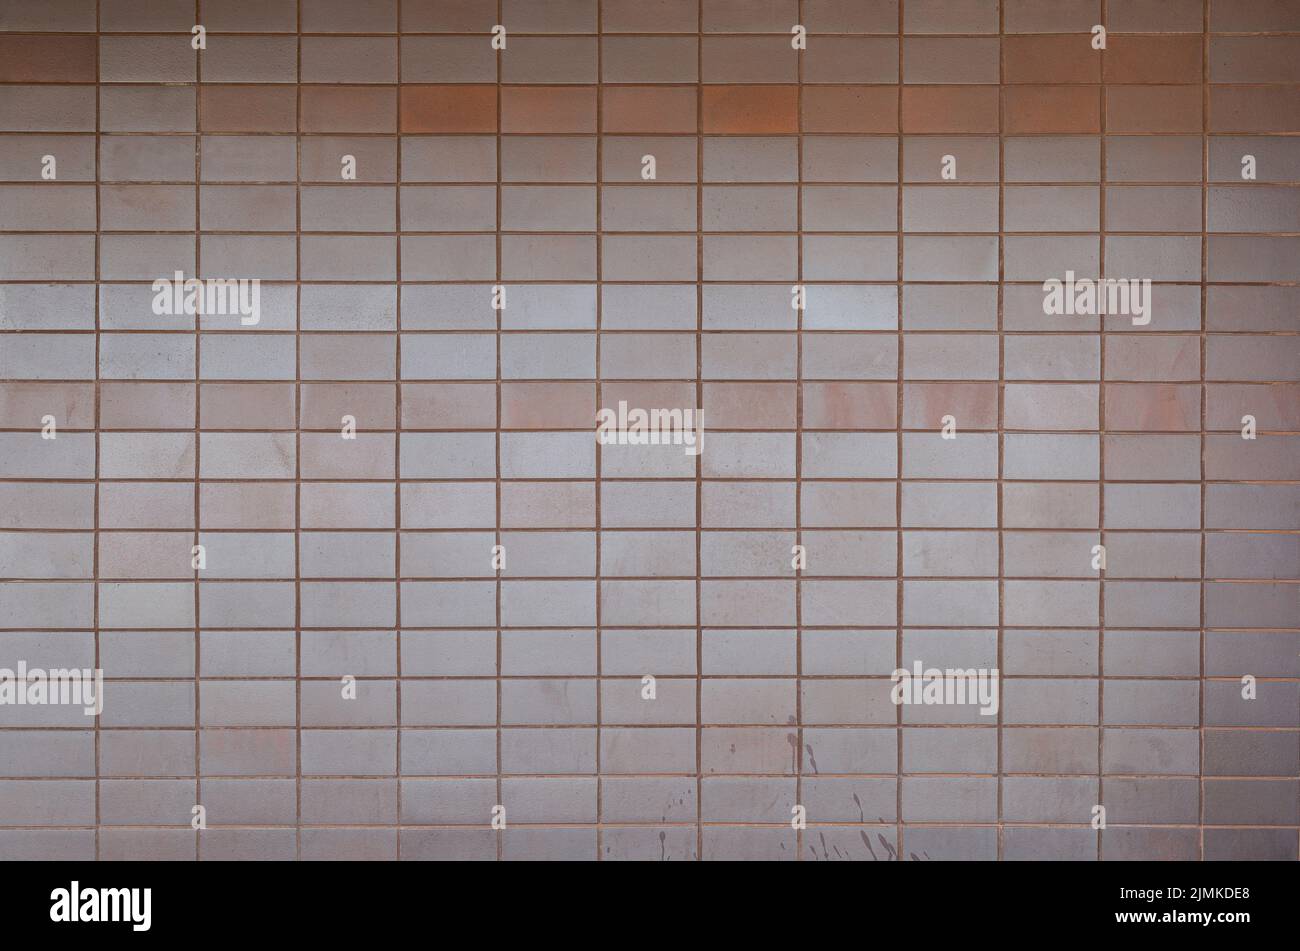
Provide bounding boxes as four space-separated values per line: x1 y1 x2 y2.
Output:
394 0 403 863
1097 0 1109 864
894 0 905 862
995 0 1005 863
593 0 603 861
694 0 704 864
794 0 804 863
1199 0 1210 864
92 0 102 864
293 0 303 863
494 0 504 865
192 0 203 864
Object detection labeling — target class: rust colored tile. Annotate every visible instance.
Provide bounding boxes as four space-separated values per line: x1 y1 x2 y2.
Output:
803 85 896 133
702 85 799 134
0 35 96 83
1003 35 1101 85
0 381 95 429
302 87 397 133
1105 383 1201 432
703 383 797 429
600 381 697 414
602 87 697 134
804 382 897 430
1107 86 1202 134
400 383 496 430
501 382 596 429
1002 86 1100 134
903 86 999 134
200 86 297 133
1106 36 1203 85
903 382 1000 429
400 85 497 133
1211 87 1300 134
501 86 596 133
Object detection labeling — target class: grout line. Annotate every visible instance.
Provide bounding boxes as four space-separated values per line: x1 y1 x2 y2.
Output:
894 0 905 862
494 0 504 864
192 0 203 863
292 0 303 864
1097 0 1109 864
394 0 404 862
995 0 1006 862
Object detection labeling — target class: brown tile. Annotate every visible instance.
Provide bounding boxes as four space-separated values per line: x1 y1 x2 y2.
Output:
1109 0 1205 32
603 0 699 33
903 382 999 430
400 85 497 133
400 383 496 430
501 382 596 429
1106 36 1203 85
1211 0 1300 32
100 382 194 430
702 86 799 134
602 87 697 134
501 86 596 133
601 381 697 415
903 86 999 133
1003 35 1101 85
1107 86 1202 134
401 0 500 32
302 383 398 430
703 0 798 32
200 86 297 133
903 37 998 85
0 35 96 82
1104 383 1201 432
302 87 397 133
703 383 797 429
803 382 897 430
802 85 897 133
0 381 95 429
1005 0 1099 33
1003 86 1101 134
806 36 899 84
905 0 1000 34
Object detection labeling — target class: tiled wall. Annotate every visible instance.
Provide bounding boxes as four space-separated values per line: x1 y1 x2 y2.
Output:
0 0 1297 862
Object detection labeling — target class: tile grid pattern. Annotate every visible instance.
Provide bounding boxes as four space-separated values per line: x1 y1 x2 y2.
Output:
0 0 1297 861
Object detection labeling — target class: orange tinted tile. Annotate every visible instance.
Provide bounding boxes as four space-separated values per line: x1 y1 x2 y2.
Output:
0 35 96 83
903 86 999 133
1107 85 1202 133
601 381 697 414
1002 85 1100 133
1104 383 1201 431
1106 35 1203 84
400 84 497 133
703 383 797 429
702 85 799 133
903 383 1000 429
602 87 697 133
804 383 898 430
1003 34 1101 84
200 86 297 132
501 86 596 133
501 382 596 429
802 85 897 133
301 87 396 133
